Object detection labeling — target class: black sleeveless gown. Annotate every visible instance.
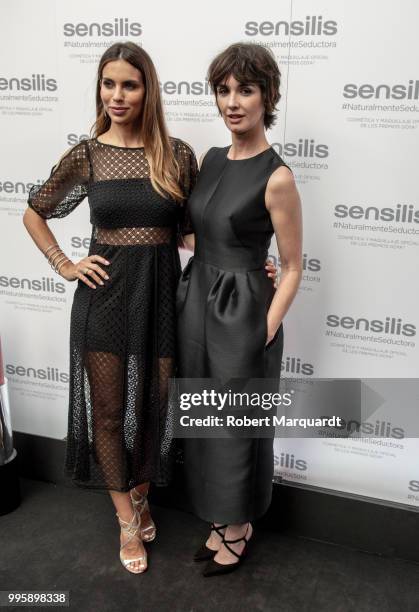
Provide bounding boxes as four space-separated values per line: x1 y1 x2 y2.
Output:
177 145 288 523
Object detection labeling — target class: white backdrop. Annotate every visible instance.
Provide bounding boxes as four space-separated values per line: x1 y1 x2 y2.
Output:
1 0 418 508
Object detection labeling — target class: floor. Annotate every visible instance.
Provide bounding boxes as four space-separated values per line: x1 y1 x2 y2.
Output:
0 479 418 612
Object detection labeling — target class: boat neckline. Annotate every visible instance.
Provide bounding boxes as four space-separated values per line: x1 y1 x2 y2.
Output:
94 138 145 150
225 146 272 161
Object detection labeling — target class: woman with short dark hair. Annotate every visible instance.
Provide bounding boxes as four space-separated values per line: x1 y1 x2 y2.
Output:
177 42 302 576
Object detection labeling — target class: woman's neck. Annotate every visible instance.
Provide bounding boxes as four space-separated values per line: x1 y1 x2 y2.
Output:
228 129 269 160
100 123 144 148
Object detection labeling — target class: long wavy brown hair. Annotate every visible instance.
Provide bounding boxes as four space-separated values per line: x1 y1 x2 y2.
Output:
91 42 183 201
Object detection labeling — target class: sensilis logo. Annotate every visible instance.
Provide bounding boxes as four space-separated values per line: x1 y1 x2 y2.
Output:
0 178 43 195
245 16 338 36
0 75 57 91
71 236 91 250
281 356 314 376
268 253 321 272
275 452 307 471
329 418 404 439
273 139 329 159
159 80 212 96
63 18 142 37
6 363 69 384
334 204 419 224
0 275 65 294
67 133 89 146
326 314 416 337
301 253 321 272
343 80 419 100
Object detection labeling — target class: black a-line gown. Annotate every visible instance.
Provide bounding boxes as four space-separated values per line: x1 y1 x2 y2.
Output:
28 137 197 491
177 146 289 524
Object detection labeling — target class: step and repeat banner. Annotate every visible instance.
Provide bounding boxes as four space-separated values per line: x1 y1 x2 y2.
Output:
1 0 418 508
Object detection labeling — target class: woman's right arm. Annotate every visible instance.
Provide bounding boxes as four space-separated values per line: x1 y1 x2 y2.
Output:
22 207 109 289
23 142 109 289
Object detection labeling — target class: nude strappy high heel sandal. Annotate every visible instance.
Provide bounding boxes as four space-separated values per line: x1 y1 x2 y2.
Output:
130 490 156 542
117 510 147 574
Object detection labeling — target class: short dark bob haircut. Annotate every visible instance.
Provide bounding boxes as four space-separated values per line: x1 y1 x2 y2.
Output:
207 42 281 129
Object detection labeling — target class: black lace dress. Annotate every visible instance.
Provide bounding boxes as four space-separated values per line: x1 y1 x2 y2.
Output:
28 137 197 491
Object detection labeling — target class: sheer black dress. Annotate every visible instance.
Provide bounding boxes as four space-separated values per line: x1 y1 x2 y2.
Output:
28 137 197 491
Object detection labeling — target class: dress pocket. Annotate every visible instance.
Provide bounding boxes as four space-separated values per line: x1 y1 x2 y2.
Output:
264 324 283 351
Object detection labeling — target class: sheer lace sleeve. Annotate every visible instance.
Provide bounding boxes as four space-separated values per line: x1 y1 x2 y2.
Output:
27 140 91 219
173 138 198 236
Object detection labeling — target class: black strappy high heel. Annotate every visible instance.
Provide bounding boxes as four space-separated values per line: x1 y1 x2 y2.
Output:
202 523 252 577
193 523 228 562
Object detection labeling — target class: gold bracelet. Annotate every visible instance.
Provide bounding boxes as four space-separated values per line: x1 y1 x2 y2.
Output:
46 247 61 262
44 243 59 258
44 243 70 275
46 247 62 265
56 257 71 275
49 249 64 267
53 254 68 272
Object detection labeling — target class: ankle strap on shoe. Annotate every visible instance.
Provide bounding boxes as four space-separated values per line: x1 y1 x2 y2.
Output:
117 510 141 536
222 524 250 559
130 490 149 513
211 523 228 536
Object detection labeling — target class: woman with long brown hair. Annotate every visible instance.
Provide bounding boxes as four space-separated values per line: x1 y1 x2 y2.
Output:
23 42 197 574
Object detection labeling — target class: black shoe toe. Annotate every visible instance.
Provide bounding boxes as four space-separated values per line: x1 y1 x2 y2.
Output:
193 544 217 562
202 557 241 577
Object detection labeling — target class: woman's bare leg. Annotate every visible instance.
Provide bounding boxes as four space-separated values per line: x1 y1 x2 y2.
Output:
85 352 147 571
110 490 147 572
131 482 155 535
